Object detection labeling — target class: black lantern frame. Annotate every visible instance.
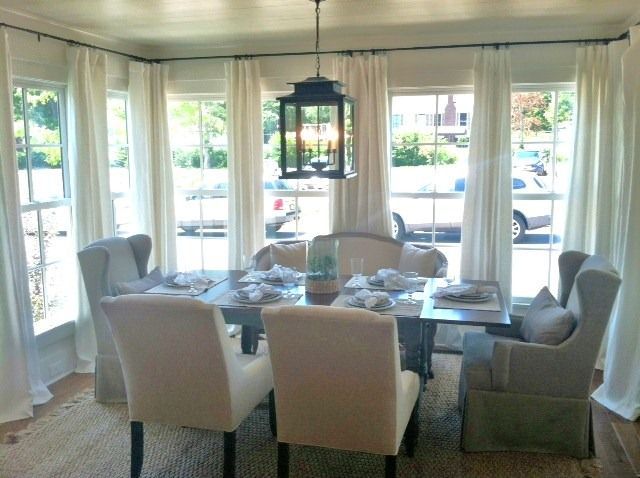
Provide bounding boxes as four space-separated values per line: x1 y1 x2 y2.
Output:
277 76 356 180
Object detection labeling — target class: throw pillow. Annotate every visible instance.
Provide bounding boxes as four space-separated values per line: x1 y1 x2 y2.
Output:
520 286 574 345
269 241 307 271
398 243 440 277
115 266 164 295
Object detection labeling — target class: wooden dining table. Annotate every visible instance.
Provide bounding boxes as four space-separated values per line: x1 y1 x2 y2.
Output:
192 270 511 385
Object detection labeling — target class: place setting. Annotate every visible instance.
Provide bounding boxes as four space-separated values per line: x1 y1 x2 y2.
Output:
430 282 501 312
239 264 305 286
145 271 227 296
331 288 424 317
212 282 302 308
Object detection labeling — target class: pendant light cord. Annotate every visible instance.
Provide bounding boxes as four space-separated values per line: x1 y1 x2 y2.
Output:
315 0 321 77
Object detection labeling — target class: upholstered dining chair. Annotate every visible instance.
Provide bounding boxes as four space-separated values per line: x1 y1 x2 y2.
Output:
101 294 274 478
77 234 152 403
262 305 420 477
458 251 621 457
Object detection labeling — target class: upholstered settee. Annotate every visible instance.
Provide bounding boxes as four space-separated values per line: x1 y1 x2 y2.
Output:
458 251 621 458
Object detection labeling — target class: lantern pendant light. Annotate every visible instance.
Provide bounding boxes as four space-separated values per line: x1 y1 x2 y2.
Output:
277 0 356 179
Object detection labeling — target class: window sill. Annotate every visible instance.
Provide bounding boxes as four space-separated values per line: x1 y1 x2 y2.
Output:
35 320 75 349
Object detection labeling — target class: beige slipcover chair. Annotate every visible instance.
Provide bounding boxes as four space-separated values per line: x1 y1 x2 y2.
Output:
458 251 621 457
262 305 420 477
77 234 152 403
101 294 274 478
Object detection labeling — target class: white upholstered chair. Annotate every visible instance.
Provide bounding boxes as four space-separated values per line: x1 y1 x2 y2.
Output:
262 305 420 477
458 251 621 457
101 294 274 478
77 234 152 403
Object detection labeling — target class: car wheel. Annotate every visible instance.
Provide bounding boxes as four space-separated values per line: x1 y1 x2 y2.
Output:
512 214 526 243
392 213 406 240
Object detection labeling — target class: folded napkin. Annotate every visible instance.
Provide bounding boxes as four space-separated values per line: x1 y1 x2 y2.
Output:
238 283 277 302
262 264 297 281
374 268 410 290
171 272 211 288
431 284 498 299
355 289 391 309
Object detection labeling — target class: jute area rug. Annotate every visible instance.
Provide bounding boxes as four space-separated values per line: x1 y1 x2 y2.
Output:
1 353 599 477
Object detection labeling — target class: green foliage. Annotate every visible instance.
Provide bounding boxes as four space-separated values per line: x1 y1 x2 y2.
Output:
263 100 280 140
392 131 458 167
172 148 227 169
557 92 575 124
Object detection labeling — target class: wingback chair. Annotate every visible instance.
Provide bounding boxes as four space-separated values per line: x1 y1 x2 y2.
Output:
77 234 152 403
458 251 621 457
262 305 420 477
101 295 274 478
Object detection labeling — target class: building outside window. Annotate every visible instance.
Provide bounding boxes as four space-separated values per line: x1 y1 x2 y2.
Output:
106 94 131 237
14 84 73 332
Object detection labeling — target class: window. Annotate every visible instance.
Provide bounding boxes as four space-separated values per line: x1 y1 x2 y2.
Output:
107 94 131 236
168 98 229 271
389 92 474 276
262 98 328 242
511 87 576 299
391 114 403 129
14 84 73 332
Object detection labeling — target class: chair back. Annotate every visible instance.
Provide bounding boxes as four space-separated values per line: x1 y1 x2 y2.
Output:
262 305 404 454
101 294 243 431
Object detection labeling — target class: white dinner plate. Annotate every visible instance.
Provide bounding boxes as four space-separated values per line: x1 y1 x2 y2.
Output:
232 291 283 304
443 293 492 303
367 276 385 286
347 296 396 311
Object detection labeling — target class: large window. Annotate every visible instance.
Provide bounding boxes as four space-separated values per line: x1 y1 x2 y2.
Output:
511 87 576 299
14 84 73 332
389 92 474 276
107 94 131 236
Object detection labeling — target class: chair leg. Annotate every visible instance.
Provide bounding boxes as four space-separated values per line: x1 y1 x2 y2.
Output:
385 455 397 478
269 390 277 437
277 442 289 478
223 430 236 478
131 421 143 478
405 397 420 457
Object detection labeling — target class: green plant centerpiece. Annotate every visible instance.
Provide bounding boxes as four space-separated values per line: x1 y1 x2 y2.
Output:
306 237 340 294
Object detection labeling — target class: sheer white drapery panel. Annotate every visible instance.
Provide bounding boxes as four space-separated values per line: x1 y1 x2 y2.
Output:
0 27 52 423
330 54 393 236
128 62 177 273
67 46 112 373
226 59 265 269
592 26 640 421
438 49 512 352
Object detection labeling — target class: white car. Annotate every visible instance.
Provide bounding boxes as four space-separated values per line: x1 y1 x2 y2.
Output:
391 174 551 243
177 180 299 234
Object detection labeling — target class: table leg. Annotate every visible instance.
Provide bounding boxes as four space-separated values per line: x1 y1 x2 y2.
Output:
240 326 259 354
425 323 437 379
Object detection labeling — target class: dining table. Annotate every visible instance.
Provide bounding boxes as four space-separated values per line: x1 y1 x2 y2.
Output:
163 270 512 386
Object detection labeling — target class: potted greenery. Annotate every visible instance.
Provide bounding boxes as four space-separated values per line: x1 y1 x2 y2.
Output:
306 237 340 294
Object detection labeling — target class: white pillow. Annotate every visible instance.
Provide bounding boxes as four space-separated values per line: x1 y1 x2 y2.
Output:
269 241 307 272
520 286 574 345
115 266 164 295
398 243 440 276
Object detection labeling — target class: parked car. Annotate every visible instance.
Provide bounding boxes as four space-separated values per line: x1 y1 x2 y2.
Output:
513 150 547 176
177 179 299 234
391 174 551 243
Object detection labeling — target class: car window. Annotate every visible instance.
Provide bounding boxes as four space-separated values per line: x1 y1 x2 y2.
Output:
512 178 526 190
453 178 466 192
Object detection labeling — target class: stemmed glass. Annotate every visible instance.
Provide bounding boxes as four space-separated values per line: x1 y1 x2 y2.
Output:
403 271 419 304
281 268 297 299
350 257 364 288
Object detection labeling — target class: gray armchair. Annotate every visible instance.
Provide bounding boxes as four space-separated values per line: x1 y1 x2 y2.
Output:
458 251 621 458
77 234 152 403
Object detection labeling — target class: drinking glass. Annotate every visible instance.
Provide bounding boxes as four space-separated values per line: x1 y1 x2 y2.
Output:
350 257 364 288
403 271 419 304
281 268 297 299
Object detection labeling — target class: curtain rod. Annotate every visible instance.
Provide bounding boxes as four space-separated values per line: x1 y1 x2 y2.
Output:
1 20 631 64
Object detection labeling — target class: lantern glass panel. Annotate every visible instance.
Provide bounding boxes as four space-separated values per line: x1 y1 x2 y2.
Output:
300 103 339 173
344 100 355 174
283 103 298 173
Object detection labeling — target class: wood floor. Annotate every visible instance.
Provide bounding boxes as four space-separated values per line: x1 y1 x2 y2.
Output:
1 371 638 477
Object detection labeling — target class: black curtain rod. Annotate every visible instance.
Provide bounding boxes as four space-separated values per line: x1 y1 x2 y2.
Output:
1 20 632 64
0 22 151 63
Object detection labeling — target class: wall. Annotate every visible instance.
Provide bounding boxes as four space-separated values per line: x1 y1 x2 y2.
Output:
3 26 577 385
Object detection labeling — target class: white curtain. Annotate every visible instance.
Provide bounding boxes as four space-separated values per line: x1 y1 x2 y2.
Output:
128 62 177 272
67 46 112 373
225 59 264 269
330 54 393 236
592 26 640 421
0 27 52 424
438 49 512 351
563 42 627 257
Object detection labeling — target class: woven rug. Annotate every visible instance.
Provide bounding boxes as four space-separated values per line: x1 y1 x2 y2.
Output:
0 353 599 477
